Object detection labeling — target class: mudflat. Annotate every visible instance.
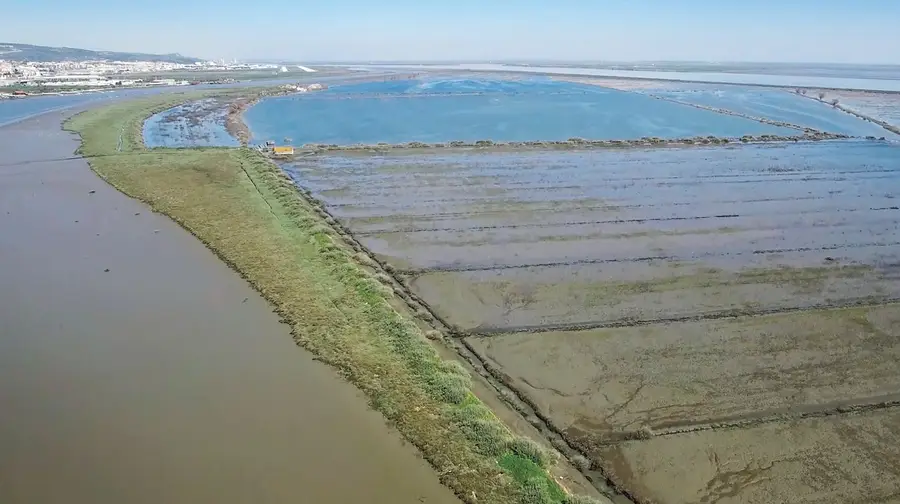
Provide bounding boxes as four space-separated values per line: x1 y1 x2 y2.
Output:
466 304 900 441
0 112 459 504
598 408 900 504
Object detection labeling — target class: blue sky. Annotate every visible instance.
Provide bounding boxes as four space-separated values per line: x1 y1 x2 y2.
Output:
4 0 900 63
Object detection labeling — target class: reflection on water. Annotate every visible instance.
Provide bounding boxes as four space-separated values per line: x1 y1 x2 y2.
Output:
245 78 794 145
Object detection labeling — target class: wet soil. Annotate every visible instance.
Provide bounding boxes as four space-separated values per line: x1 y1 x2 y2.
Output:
408 261 899 331
599 407 900 504
143 97 238 148
0 112 459 504
466 304 900 438
288 145 900 270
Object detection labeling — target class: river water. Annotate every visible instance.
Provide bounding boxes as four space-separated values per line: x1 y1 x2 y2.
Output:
0 111 459 504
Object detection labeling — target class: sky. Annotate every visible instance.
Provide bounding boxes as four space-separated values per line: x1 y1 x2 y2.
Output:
4 0 900 64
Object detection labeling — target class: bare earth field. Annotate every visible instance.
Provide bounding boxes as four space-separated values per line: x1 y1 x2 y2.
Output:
600 408 900 504
283 137 900 503
467 304 900 439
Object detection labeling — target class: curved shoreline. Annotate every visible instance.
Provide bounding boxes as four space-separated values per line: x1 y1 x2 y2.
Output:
225 95 257 145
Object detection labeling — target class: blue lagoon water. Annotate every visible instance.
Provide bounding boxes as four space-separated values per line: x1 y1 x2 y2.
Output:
244 78 795 145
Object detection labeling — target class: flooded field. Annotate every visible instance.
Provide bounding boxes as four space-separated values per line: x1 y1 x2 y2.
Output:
645 84 894 137
143 97 238 148
830 90 900 128
283 140 900 503
245 78 795 145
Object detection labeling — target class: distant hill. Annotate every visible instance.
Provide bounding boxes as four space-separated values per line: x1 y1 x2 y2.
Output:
0 42 202 63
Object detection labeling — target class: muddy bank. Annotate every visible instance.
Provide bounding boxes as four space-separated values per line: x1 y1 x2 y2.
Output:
281 131 854 156
143 97 239 148
143 87 293 148
226 95 256 145
0 112 459 504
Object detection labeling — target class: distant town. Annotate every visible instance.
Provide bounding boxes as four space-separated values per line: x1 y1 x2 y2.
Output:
0 43 318 98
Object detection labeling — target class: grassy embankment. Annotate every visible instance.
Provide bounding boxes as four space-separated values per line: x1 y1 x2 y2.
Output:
65 94 602 504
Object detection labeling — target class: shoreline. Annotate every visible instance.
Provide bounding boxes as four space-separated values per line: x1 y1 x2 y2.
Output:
225 73 424 146
225 95 256 145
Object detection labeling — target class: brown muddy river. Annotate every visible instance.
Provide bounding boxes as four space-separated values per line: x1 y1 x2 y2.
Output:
0 111 459 504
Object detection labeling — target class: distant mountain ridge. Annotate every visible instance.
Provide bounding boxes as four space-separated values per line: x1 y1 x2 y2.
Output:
0 42 202 63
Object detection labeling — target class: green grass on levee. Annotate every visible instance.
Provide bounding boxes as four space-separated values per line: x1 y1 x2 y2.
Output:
65 92 606 504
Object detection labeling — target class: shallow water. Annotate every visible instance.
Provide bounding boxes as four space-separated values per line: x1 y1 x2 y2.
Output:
646 85 894 137
143 98 238 148
0 112 459 504
245 78 794 145
286 141 900 270
838 94 900 127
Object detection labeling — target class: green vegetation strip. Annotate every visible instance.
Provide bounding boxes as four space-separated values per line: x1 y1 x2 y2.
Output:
65 94 602 504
